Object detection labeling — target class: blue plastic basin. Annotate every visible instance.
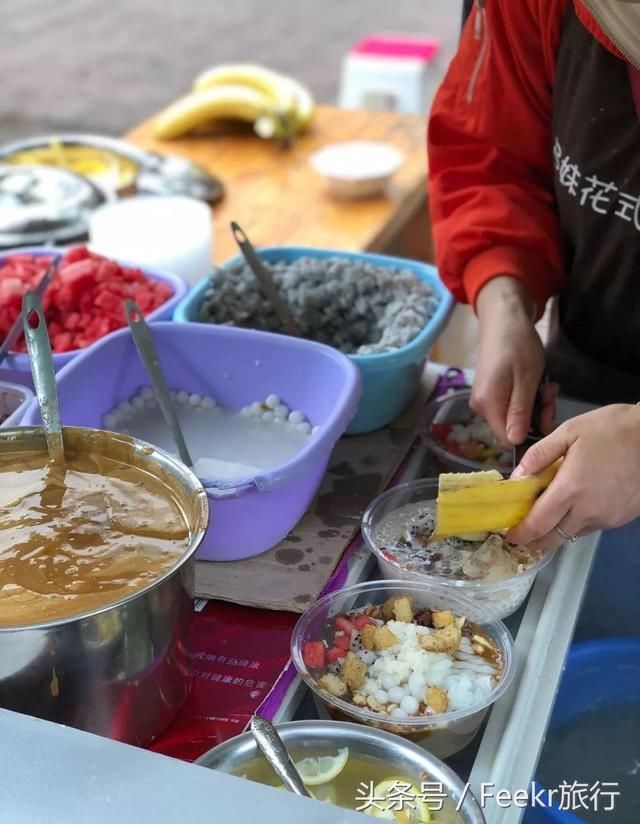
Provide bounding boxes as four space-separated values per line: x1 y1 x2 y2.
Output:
173 246 454 434
525 638 640 823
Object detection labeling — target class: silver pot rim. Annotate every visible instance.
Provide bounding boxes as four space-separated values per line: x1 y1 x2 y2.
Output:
196 719 486 823
0 425 209 633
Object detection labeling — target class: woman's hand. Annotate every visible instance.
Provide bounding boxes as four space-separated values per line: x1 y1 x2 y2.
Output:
473 277 557 445
507 404 640 551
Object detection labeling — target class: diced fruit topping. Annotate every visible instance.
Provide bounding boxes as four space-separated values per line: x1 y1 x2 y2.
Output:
0 247 173 354
352 614 376 631
335 616 355 636
430 422 453 440
326 646 346 664
333 631 351 651
302 641 326 670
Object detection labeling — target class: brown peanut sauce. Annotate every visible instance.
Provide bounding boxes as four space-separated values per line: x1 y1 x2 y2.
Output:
0 447 190 627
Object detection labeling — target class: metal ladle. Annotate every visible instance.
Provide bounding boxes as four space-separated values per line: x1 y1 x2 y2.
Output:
124 300 194 468
250 716 311 798
22 291 65 465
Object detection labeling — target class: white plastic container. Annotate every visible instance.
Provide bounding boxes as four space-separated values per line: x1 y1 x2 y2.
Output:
338 35 442 115
89 195 212 286
362 479 556 620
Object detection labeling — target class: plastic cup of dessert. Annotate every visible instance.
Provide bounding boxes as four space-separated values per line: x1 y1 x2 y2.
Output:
291 579 516 759
421 388 512 476
362 479 557 621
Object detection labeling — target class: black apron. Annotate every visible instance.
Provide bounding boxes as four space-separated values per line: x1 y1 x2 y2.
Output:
549 4 640 405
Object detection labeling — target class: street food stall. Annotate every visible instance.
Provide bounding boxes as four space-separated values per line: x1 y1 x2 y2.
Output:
0 67 635 824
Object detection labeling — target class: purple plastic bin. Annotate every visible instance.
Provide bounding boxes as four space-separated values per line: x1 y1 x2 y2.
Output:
22 322 361 561
0 246 187 373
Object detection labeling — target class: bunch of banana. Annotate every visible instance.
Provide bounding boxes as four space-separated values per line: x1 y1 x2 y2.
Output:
153 63 314 141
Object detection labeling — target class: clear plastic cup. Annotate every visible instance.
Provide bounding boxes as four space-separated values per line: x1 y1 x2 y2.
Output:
291 580 516 759
362 479 556 620
421 388 512 475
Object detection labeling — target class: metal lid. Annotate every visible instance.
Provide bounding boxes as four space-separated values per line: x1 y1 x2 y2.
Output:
0 134 224 205
136 152 224 203
0 164 106 248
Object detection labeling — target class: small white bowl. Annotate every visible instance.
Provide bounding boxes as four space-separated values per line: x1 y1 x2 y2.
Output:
310 140 405 199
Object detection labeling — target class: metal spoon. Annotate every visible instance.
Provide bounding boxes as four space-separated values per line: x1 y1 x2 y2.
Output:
230 221 301 338
22 291 65 465
250 716 311 798
124 300 193 468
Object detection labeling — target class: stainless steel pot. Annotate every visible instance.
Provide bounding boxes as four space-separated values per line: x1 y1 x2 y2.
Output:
0 427 209 746
196 720 486 823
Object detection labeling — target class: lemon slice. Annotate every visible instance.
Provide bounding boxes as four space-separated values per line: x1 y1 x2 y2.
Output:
294 747 349 786
367 779 432 823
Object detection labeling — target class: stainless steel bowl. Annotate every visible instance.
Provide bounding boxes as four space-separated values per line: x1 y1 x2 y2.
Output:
0 426 209 746
196 720 486 823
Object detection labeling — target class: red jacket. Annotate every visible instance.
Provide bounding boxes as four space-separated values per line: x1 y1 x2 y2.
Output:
427 0 625 319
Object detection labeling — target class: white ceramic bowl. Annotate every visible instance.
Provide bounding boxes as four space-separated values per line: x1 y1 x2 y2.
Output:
310 140 405 198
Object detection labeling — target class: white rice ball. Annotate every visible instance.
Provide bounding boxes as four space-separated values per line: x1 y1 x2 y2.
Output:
201 396 216 409
374 690 389 704
140 387 154 400
296 422 311 435
265 394 280 409
176 390 189 405
381 674 400 691
274 404 289 419
240 406 252 417
388 686 406 704
262 411 275 422
400 695 419 715
250 401 263 416
189 393 202 406
131 395 145 410
288 410 305 425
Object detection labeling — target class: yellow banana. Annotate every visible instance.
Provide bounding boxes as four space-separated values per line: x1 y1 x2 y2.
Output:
193 62 314 131
432 462 562 539
153 84 277 140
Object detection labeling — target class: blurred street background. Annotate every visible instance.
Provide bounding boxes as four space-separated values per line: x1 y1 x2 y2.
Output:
0 0 461 142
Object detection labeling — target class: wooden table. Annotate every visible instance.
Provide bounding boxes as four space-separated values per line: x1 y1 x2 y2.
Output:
125 104 432 265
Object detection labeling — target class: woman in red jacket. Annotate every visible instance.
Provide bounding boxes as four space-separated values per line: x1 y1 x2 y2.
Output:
428 0 640 550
